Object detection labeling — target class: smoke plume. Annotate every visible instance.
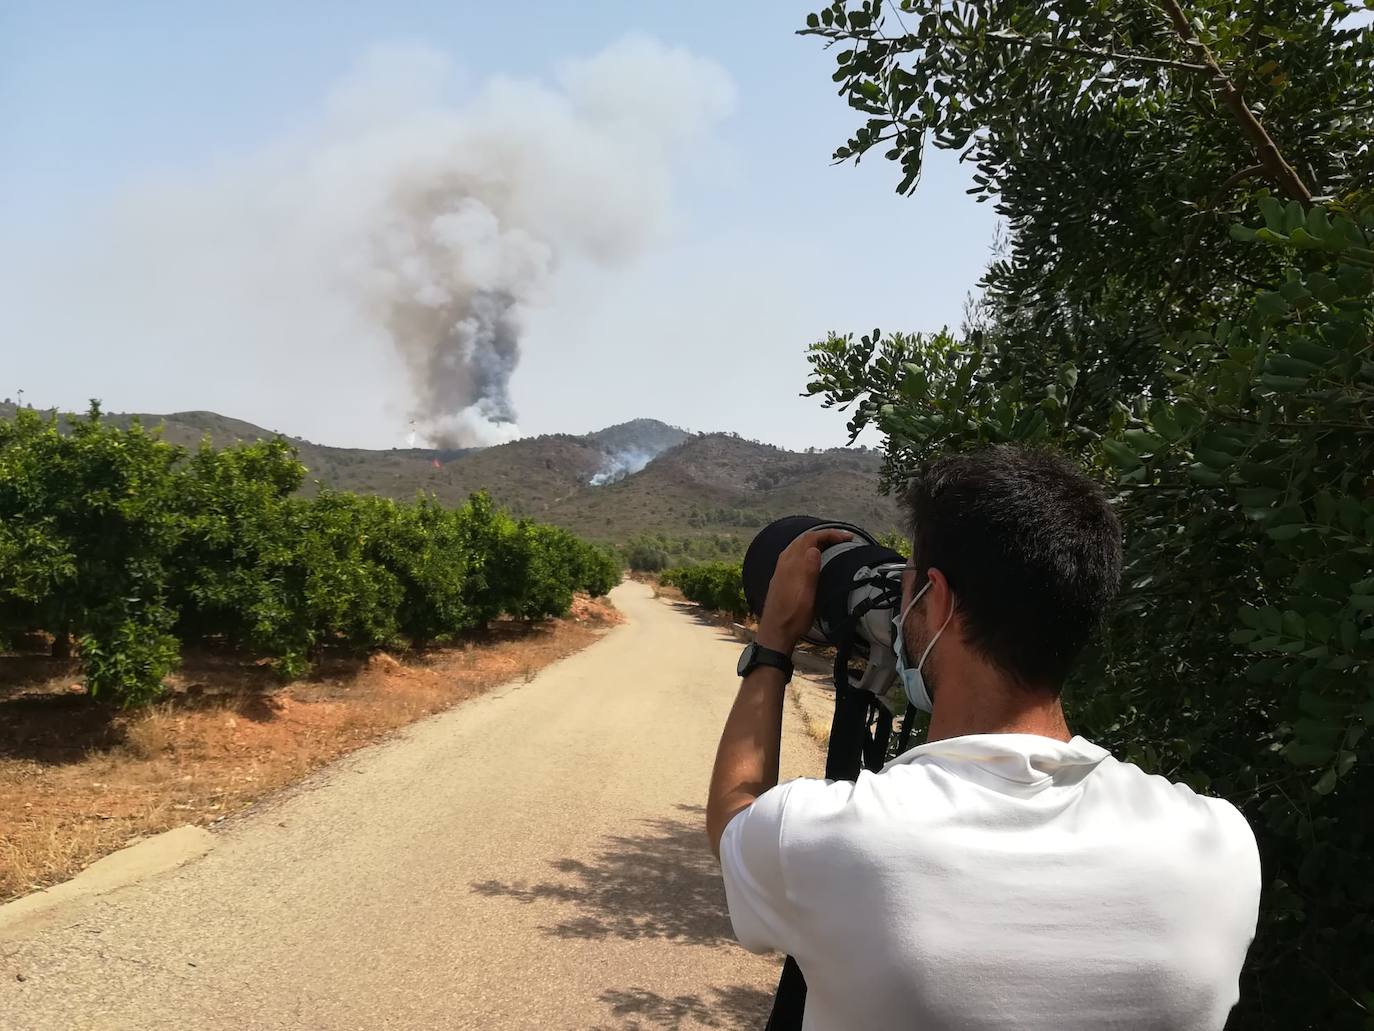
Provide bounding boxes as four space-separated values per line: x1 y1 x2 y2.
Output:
589 447 657 486
4 37 733 447
338 38 733 445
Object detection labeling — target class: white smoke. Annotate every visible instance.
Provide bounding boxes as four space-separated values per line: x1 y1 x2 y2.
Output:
5 37 734 447
311 37 733 446
588 446 657 486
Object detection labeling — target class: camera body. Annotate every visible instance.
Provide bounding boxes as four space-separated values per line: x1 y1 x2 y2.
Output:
742 515 907 698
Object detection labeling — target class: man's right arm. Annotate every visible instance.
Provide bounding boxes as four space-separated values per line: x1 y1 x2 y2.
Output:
706 663 789 861
716 779 796 954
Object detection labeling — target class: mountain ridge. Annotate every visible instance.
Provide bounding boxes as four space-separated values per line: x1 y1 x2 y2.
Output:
0 402 903 553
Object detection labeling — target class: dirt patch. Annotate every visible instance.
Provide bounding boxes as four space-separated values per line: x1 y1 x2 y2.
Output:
0 595 619 903
568 593 624 625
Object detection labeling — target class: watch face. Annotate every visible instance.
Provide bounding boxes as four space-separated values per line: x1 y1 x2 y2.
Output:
737 643 755 676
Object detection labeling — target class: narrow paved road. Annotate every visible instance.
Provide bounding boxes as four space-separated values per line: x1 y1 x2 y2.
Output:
0 581 823 1030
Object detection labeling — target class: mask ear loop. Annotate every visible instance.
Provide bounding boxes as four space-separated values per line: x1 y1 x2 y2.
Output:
898 580 931 630
918 596 955 667
893 580 929 756
894 586 955 757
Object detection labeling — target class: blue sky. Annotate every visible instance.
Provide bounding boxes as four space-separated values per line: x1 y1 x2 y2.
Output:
0 2 997 450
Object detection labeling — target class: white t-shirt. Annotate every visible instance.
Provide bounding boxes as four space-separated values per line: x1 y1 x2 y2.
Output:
719 733 1260 1031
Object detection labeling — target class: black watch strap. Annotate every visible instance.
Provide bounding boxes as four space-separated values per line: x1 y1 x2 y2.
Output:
738 641 794 681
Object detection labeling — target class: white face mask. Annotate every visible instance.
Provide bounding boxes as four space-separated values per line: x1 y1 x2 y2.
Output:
892 580 954 713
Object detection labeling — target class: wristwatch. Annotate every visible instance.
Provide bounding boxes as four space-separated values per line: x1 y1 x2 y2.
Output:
737 641 794 682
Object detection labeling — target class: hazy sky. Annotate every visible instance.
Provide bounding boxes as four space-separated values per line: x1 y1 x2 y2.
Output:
0 2 998 451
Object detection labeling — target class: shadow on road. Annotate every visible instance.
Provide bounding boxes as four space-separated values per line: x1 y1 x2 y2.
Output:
471 803 735 946
471 804 777 1025
590 983 773 1030
660 599 836 681
663 600 746 647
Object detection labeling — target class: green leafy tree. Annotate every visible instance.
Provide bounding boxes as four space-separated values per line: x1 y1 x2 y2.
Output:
805 0 1371 438
624 539 672 573
170 437 307 661
571 541 622 597
366 496 473 645
286 491 404 651
2 410 619 697
515 523 580 620
455 491 524 625
663 563 749 618
620 532 748 570
0 404 183 703
802 3 1372 1026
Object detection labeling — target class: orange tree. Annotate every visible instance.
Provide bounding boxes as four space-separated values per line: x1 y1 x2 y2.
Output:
0 404 183 703
801 2 1372 1026
662 563 749 618
2 408 623 704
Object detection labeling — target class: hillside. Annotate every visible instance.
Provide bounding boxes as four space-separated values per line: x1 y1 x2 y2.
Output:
548 433 901 542
0 403 901 552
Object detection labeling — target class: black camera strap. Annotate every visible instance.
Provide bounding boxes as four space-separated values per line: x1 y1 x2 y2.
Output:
896 704 917 755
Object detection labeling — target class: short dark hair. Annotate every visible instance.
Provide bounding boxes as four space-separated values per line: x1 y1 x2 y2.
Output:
902 445 1122 690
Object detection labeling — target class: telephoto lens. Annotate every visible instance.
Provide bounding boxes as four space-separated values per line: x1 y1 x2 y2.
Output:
743 514 913 773
742 515 907 656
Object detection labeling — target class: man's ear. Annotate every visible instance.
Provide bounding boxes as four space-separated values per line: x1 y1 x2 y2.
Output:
923 566 953 632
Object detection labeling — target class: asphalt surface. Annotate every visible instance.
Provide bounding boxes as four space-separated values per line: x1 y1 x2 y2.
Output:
0 581 823 1030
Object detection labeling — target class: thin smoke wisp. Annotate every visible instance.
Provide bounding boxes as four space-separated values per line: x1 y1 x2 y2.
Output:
588 446 658 486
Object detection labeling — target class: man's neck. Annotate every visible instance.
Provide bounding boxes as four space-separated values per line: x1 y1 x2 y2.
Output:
925 653 1071 744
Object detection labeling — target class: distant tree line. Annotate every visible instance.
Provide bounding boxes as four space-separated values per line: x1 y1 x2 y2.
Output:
620 532 745 572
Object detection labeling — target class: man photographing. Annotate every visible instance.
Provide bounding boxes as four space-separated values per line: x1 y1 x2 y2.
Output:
707 446 1260 1030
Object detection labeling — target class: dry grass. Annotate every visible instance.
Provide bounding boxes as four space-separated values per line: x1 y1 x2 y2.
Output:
0 595 620 903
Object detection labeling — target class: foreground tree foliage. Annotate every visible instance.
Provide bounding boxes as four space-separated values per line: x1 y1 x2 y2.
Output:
802 2 1372 1027
0 405 621 702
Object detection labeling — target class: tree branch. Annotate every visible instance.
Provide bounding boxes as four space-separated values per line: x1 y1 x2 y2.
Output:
797 26 1209 73
796 26 888 43
1213 163 1267 202
1156 0 1314 203
803 4 1316 204
984 30 1209 72
1161 163 1268 313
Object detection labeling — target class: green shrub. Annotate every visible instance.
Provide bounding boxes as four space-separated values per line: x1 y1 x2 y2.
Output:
170 438 306 656
367 497 473 645
1 407 619 701
80 611 180 706
624 541 670 573
620 533 745 570
572 541 622 597
514 523 579 620
289 492 404 651
663 562 748 618
0 403 183 705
